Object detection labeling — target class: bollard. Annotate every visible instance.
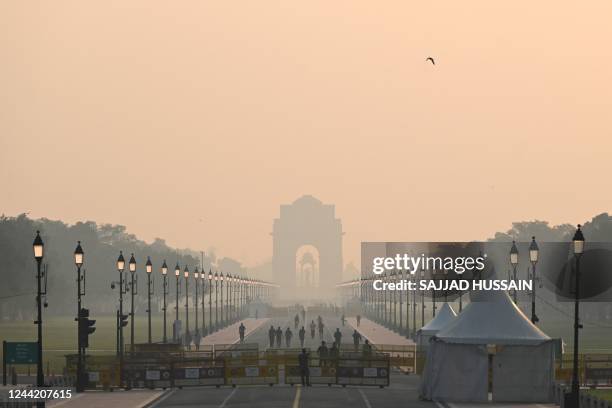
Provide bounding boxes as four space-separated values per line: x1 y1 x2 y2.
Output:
11 367 17 385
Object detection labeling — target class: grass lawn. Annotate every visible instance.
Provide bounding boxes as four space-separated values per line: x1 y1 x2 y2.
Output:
0 314 193 374
586 389 612 402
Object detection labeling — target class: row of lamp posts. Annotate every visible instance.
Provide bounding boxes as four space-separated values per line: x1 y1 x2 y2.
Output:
28 231 277 394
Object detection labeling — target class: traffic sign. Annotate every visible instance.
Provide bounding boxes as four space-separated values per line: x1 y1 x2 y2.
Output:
4 342 38 364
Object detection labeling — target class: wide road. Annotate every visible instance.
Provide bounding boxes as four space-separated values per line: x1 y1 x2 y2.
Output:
154 313 434 408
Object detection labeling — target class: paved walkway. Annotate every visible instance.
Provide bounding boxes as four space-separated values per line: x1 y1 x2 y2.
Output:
47 389 165 408
347 317 415 346
200 318 270 346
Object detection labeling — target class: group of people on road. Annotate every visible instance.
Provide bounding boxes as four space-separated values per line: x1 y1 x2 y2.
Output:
268 325 296 348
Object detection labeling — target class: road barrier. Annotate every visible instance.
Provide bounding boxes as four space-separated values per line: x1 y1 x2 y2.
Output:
285 357 336 386
336 352 390 387
372 344 417 374
65 354 119 390
64 344 391 390
225 355 278 386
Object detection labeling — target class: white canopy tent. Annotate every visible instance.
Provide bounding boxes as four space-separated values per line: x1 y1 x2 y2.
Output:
420 289 555 403
417 302 457 348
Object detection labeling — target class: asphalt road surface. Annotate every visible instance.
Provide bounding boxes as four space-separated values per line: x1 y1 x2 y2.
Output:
154 314 434 408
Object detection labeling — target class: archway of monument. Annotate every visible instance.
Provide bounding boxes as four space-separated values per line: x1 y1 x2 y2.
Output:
272 195 343 299
295 245 320 288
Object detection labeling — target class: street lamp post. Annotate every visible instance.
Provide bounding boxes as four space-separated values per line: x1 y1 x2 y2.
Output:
208 271 213 333
115 252 126 387
529 237 539 324
200 272 206 337
184 266 190 348
220 273 224 327
174 263 180 343
510 240 519 304
74 242 85 392
161 260 168 343
570 225 585 406
146 257 153 344
128 254 137 353
194 268 199 350
33 231 45 407
214 272 219 329
226 274 231 324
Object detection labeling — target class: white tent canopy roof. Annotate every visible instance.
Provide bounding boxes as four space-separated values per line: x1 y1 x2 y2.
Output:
434 289 551 345
419 302 457 334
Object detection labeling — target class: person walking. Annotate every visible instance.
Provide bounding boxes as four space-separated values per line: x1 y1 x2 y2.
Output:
356 315 361 327
239 323 246 343
317 341 329 358
299 326 306 348
285 327 293 348
294 314 300 329
268 325 275 348
310 320 316 339
318 321 325 339
275 326 282 348
341 314 346 327
352 329 362 351
298 348 310 386
363 339 372 357
333 328 342 348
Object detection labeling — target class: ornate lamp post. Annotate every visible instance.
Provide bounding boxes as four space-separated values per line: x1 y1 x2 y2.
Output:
128 254 137 352
145 257 153 343
214 272 219 329
510 240 519 304
74 241 85 392
32 231 45 406
226 274 231 324
184 265 190 348
194 267 199 349
220 272 225 326
115 252 126 386
161 260 168 343
200 270 206 338
529 237 539 324
174 263 180 342
569 225 585 406
208 270 213 333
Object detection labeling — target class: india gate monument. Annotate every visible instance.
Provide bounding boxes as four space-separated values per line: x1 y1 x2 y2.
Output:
272 195 343 298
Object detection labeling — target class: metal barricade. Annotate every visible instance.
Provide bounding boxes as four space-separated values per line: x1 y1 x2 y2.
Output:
225 354 278 386
336 352 390 387
65 354 120 390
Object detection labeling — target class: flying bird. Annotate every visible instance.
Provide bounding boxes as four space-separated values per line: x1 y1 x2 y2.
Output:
426 57 435 65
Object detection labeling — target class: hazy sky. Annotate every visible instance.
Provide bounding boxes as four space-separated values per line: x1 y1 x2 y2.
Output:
2 1 611 268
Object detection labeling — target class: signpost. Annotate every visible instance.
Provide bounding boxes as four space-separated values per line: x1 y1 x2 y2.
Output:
3 341 38 385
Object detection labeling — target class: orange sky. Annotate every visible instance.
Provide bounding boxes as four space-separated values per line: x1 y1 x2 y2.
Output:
2 1 611 268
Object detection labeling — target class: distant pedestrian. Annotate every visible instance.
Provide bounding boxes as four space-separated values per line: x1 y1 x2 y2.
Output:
329 342 339 358
239 323 246 343
301 308 306 323
318 321 325 339
294 314 300 329
299 326 306 348
317 341 329 358
333 328 342 347
268 325 275 348
363 340 372 357
310 320 316 339
298 348 310 386
352 330 362 350
285 327 293 348
356 315 361 327
275 326 282 348
341 314 346 326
